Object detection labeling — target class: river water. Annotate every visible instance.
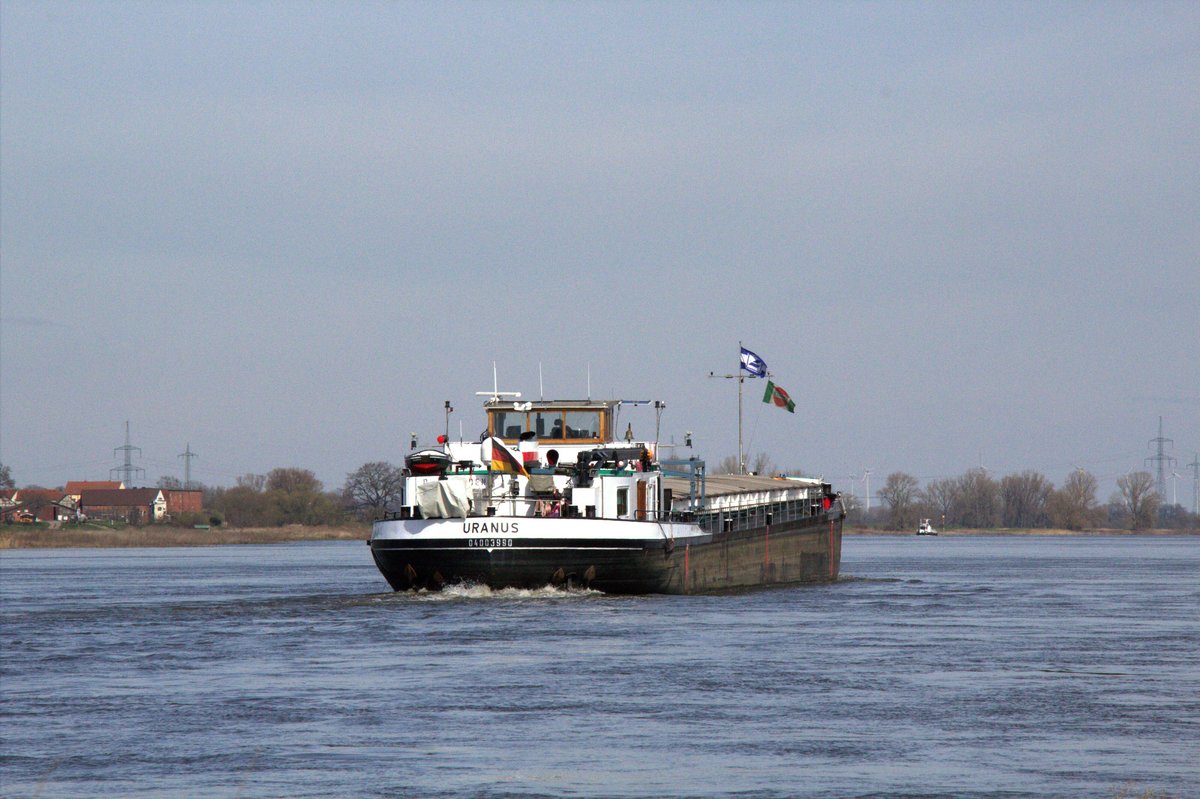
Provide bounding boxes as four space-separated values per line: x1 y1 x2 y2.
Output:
1 535 1196 799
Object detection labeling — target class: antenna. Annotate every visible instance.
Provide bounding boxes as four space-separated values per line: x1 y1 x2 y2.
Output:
474 362 521 403
178 442 199 489
1145 415 1176 497
654 400 666 456
111 421 145 486
539 362 544 401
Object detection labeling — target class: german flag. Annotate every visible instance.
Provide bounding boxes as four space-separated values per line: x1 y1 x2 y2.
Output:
485 437 529 476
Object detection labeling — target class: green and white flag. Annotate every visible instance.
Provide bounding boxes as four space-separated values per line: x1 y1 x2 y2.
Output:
762 380 795 413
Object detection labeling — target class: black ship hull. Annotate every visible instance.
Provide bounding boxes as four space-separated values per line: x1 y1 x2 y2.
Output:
370 512 842 595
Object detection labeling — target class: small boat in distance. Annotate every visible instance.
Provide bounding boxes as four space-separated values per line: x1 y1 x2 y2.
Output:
369 392 844 594
917 518 938 536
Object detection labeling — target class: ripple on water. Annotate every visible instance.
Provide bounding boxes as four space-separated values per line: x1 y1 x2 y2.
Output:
0 536 1196 799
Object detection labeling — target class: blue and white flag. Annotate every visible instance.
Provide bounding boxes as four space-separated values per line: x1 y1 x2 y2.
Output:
739 347 768 377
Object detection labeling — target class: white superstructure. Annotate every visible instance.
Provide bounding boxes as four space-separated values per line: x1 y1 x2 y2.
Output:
370 395 842 593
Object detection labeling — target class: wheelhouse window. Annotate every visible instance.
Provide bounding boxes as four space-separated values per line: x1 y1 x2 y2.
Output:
616 487 629 518
493 407 604 442
533 411 559 439
492 411 525 441
564 411 600 440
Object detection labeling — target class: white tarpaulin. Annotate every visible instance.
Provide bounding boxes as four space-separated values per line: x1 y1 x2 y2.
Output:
416 479 472 519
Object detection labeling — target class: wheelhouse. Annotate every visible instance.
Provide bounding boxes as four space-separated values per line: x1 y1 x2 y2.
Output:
487 399 613 446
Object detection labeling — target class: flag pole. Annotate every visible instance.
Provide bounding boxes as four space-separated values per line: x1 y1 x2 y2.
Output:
709 342 761 475
738 341 744 475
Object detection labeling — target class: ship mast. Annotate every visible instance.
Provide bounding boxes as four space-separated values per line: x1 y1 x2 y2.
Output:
708 342 751 474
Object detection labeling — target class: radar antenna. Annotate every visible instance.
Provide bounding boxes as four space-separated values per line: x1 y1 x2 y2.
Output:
475 362 522 404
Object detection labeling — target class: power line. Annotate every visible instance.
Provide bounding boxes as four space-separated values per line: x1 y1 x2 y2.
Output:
1144 416 1176 498
178 443 199 489
110 421 145 487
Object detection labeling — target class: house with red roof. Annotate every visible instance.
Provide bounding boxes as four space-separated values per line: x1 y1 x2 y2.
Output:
64 481 124 500
0 488 74 522
79 488 166 525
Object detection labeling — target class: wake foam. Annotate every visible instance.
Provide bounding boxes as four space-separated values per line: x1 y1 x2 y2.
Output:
413 581 602 601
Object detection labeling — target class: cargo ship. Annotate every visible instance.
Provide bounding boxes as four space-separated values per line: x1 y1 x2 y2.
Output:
369 393 843 594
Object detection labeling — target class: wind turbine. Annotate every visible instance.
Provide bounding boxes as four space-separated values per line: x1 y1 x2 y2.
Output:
1170 471 1182 506
862 469 873 512
842 473 860 506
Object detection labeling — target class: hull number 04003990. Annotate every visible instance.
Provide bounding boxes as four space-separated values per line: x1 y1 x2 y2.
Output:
468 538 513 548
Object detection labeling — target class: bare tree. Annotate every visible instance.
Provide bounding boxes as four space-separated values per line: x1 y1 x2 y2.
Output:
0 463 14 490
1000 471 1052 528
210 485 278 528
1115 471 1159 531
955 468 1000 528
749 452 777 476
878 472 920 530
921 478 958 528
1046 470 1100 530
264 468 343 525
714 453 776 475
716 455 740 474
266 468 323 494
343 462 405 519
236 473 267 492
1157 503 1197 530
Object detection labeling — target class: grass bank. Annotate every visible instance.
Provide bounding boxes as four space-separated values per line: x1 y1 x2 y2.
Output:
844 526 1197 536
0 524 369 550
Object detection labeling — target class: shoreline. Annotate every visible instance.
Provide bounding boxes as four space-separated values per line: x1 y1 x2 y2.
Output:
0 524 369 550
844 527 1198 537
1 524 1195 550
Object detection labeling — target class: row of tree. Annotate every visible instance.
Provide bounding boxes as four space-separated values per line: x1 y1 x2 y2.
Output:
676 454 1196 531
4 459 1196 531
201 463 405 526
0 461 405 527
864 468 1197 531
187 462 1200 531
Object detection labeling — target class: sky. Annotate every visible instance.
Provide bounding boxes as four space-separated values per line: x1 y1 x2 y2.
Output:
2 1 1198 504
